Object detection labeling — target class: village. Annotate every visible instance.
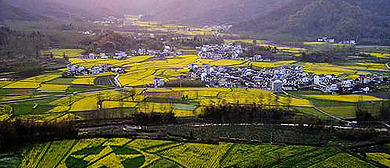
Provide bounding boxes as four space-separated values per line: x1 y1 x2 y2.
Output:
62 63 125 78
61 42 388 96
197 43 249 60
197 43 276 62
85 45 181 60
187 63 386 94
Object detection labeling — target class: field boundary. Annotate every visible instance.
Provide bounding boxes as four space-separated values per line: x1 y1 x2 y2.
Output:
284 90 349 123
54 139 78 168
155 153 187 168
83 139 134 167
219 143 236 166
34 141 52 168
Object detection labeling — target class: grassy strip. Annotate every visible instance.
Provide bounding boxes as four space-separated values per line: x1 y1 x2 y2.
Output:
54 139 79 168
273 147 340 168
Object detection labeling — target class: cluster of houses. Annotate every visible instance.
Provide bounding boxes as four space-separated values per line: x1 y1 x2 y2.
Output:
203 25 233 32
196 43 273 62
62 64 125 77
91 16 123 25
87 52 129 60
85 46 181 60
196 43 248 60
317 36 356 45
187 64 387 94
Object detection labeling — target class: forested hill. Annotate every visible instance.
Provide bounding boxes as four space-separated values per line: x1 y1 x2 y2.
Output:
233 0 390 44
2 0 119 21
1 0 389 44
0 0 42 21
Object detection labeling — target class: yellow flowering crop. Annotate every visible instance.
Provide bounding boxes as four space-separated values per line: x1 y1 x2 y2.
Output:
102 101 138 109
3 82 41 89
252 61 296 68
49 106 70 113
303 94 384 102
70 97 99 111
37 84 70 92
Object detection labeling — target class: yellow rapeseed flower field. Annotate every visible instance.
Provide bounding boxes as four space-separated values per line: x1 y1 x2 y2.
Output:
45 49 84 57
0 95 31 102
252 61 296 68
174 110 195 117
102 101 138 109
4 74 60 89
303 94 384 102
207 59 246 66
3 82 41 89
70 97 99 112
302 63 355 75
37 84 70 92
55 113 83 121
23 74 60 83
181 90 221 99
137 102 175 113
277 46 306 53
72 77 96 85
364 52 390 58
49 106 70 113
303 41 326 45
355 63 388 71
0 81 12 88
366 153 390 167
172 88 231 92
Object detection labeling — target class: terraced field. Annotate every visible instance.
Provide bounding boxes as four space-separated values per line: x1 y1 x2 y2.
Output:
0 54 387 121
19 138 380 168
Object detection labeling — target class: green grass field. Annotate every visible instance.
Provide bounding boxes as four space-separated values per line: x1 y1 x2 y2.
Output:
310 99 382 119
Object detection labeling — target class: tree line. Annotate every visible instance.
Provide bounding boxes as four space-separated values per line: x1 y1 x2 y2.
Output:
199 104 295 123
0 120 77 150
0 26 47 73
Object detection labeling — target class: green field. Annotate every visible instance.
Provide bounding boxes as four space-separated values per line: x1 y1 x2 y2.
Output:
310 99 382 119
13 138 380 168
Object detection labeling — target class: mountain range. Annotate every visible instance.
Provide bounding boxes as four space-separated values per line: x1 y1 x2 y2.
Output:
1 0 389 44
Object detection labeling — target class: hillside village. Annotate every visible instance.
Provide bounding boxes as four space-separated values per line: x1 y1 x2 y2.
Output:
62 63 125 77
1 1 390 168
187 63 387 94
62 42 389 96
84 45 181 60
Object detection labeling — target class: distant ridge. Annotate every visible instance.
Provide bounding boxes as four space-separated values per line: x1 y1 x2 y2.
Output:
232 0 390 44
0 0 42 21
1 0 389 44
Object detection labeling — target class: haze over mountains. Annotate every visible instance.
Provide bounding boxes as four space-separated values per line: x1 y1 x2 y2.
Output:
1 0 389 44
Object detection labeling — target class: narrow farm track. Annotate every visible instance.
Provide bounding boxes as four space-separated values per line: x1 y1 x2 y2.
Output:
219 143 237 166
34 142 52 168
283 91 349 123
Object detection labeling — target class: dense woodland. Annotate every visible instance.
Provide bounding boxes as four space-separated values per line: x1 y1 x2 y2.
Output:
0 27 46 73
200 104 296 123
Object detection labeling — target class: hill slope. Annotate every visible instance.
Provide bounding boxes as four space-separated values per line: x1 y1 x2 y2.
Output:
1 0 389 44
3 0 119 21
233 0 390 44
0 0 42 21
